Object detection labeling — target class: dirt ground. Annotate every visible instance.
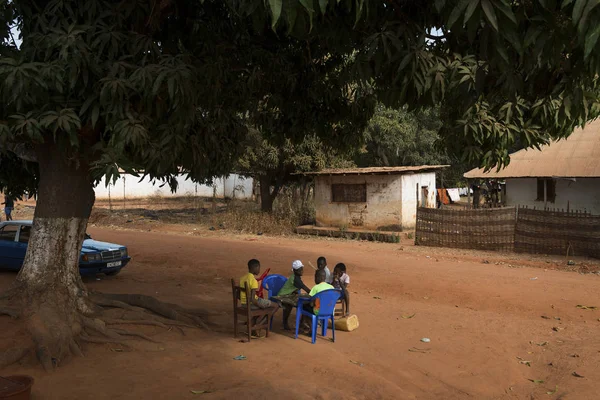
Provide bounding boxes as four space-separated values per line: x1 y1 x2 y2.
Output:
1 200 600 399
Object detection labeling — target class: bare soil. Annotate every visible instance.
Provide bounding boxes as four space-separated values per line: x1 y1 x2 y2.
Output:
0 198 599 399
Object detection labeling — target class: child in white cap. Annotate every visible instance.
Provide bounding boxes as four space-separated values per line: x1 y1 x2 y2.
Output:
272 260 311 330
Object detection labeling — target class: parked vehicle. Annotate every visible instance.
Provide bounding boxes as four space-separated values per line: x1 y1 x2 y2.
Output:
0 220 131 276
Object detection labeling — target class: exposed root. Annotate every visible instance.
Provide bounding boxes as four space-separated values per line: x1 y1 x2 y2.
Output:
1 291 207 370
79 333 131 349
104 318 169 329
0 286 19 302
92 293 209 329
82 317 124 341
35 346 54 372
110 328 160 343
0 347 29 369
90 297 145 313
69 339 84 358
102 308 195 327
0 307 20 318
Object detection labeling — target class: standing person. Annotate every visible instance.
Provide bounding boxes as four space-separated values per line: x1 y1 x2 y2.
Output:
2 195 14 221
317 256 332 284
272 260 311 330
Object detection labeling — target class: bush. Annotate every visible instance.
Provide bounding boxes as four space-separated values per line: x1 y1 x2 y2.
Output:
211 191 316 235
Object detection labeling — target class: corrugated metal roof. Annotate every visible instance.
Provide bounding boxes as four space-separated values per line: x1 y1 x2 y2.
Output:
297 165 449 176
464 119 600 178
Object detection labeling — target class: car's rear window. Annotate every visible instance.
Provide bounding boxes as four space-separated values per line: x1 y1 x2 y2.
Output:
0 225 18 241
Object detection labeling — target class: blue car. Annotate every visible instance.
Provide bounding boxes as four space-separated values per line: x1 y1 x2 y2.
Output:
0 220 131 276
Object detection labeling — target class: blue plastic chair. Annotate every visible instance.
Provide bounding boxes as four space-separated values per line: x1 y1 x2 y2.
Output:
262 274 288 300
262 274 288 329
295 289 342 344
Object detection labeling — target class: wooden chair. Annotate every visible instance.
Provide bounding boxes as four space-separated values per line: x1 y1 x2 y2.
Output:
231 279 275 341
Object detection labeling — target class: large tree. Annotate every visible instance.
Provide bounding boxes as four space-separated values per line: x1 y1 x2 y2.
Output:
238 128 355 212
355 105 471 187
1 0 600 369
357 105 446 167
0 0 371 369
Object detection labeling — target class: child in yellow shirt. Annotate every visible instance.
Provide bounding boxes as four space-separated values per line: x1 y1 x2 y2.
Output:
240 259 278 310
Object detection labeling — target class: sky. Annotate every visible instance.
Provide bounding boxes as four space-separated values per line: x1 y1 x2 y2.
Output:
10 25 21 48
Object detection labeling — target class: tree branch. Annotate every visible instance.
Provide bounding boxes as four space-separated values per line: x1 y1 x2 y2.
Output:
3 143 38 162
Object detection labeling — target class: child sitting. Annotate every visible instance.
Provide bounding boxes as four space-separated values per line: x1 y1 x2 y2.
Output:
332 263 351 316
272 260 311 330
300 269 334 332
239 259 279 328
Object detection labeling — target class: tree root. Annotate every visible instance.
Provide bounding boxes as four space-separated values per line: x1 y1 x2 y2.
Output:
0 307 20 318
110 328 159 343
104 318 169 329
79 333 132 349
0 347 29 369
1 291 208 370
91 293 209 329
90 297 145 313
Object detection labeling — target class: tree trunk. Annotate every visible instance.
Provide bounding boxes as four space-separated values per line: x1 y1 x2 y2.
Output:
0 143 209 371
259 175 275 212
11 143 97 369
258 174 283 213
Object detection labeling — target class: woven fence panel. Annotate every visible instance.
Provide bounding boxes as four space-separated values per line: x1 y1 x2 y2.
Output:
515 207 600 258
415 207 516 251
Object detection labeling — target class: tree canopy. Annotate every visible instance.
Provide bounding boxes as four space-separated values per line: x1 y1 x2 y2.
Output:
2 0 600 188
0 0 374 197
356 105 445 167
237 127 355 211
255 0 600 169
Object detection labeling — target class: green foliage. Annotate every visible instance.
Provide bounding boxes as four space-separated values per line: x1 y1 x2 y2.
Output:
238 128 354 179
0 0 373 197
254 0 600 170
356 105 446 167
237 127 355 211
2 0 600 198
355 105 471 187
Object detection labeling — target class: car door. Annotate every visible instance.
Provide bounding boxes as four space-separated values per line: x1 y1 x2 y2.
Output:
0 224 21 270
14 225 31 266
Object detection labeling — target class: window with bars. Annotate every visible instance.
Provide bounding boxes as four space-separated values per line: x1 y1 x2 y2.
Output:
331 183 367 203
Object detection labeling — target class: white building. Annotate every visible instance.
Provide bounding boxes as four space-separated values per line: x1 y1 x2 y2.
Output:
301 166 447 231
464 119 600 214
94 173 253 200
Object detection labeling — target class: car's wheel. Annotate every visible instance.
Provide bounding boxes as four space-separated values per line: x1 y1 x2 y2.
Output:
105 269 121 276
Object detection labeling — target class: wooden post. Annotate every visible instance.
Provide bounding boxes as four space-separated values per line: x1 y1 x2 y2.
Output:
122 175 126 210
543 179 547 210
416 183 419 214
108 183 112 212
212 181 217 215
467 179 471 209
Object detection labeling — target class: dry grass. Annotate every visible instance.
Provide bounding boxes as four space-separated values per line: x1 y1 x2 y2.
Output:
91 193 314 236
210 194 314 236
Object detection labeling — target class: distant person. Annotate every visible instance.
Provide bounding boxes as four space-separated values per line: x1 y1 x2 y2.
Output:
332 263 351 316
299 269 334 333
273 260 311 330
317 256 332 284
239 259 279 335
2 195 14 221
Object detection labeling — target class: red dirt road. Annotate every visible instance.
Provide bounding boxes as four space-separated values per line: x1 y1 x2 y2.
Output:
1 228 599 399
